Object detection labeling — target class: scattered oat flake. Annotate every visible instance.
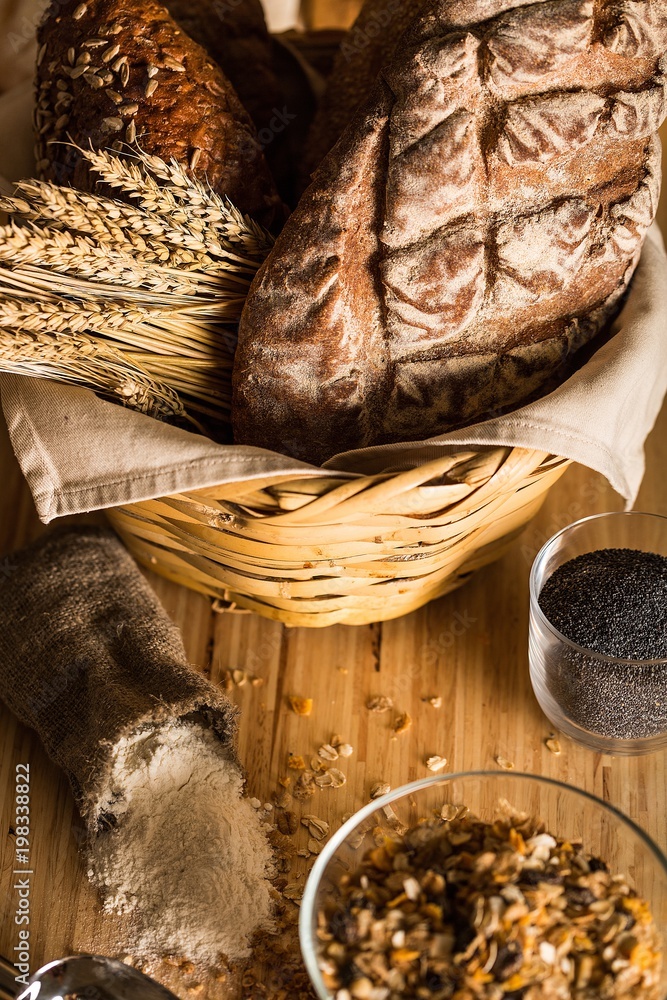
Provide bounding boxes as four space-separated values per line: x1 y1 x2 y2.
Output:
251 676 264 687
423 695 442 708
302 815 330 840
282 882 303 902
318 743 339 761
288 696 313 716
317 767 346 789
367 695 394 713
336 743 354 757
307 838 322 855
370 781 391 799
292 771 316 800
287 754 306 770
426 755 448 772
330 734 344 747
393 712 412 735
232 669 247 686
495 755 515 770
545 736 562 755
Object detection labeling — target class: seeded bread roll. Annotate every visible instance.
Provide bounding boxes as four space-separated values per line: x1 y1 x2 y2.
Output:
233 0 667 465
34 0 284 229
163 0 280 135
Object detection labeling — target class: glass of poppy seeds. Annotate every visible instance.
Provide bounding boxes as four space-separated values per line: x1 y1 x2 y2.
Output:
299 773 667 1000
529 512 667 755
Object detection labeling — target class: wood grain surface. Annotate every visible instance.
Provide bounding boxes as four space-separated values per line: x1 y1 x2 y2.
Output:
0 387 666 997
1 3 667 995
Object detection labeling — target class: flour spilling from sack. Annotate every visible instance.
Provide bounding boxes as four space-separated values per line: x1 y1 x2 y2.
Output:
88 721 274 965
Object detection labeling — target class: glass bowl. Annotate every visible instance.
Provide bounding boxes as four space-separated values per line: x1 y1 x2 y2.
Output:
529 511 667 755
299 771 667 1000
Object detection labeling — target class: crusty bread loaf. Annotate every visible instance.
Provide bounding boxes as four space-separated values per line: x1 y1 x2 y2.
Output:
233 0 667 465
34 0 284 229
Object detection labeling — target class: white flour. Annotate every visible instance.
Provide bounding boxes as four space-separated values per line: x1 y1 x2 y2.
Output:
88 721 274 966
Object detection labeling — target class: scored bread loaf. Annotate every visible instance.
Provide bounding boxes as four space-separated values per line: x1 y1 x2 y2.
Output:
34 0 284 229
233 0 667 465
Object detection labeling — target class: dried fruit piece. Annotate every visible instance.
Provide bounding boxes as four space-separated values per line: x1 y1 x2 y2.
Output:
289 696 313 716
287 754 306 770
426 755 448 772
367 695 394 713
393 712 412 735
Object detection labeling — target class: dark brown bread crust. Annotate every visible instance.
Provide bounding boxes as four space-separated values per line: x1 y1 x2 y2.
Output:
233 0 667 465
303 0 424 180
163 0 279 134
34 0 284 229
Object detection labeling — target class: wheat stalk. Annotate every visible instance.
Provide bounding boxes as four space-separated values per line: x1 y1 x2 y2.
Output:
0 148 273 435
0 328 197 425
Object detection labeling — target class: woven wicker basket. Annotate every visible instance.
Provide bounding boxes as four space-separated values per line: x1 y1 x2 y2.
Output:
106 446 570 627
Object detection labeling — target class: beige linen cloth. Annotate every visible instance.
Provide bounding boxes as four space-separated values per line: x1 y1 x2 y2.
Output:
1 1 667 519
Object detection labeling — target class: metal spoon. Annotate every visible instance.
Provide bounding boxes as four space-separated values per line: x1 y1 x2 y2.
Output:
2 955 178 1000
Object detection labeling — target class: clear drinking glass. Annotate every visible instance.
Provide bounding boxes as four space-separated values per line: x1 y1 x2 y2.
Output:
529 511 667 755
299 772 667 1000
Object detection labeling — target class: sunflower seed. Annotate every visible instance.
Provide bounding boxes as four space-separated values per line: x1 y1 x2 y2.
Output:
84 73 104 89
162 55 185 72
102 43 121 63
37 43 47 67
67 47 76 66
55 115 70 130
145 78 158 98
76 51 91 65
82 38 107 48
105 89 123 104
120 102 139 116
147 63 159 78
125 120 136 143
68 64 88 79
109 22 123 34
102 116 123 131
72 2 87 18
189 147 202 170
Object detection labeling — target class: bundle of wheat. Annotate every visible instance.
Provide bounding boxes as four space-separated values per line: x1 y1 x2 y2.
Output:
0 147 273 436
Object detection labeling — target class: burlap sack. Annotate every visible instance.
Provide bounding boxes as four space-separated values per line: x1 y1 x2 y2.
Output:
0 526 240 835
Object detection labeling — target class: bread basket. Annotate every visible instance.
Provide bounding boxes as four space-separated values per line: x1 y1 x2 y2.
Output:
106 448 569 627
